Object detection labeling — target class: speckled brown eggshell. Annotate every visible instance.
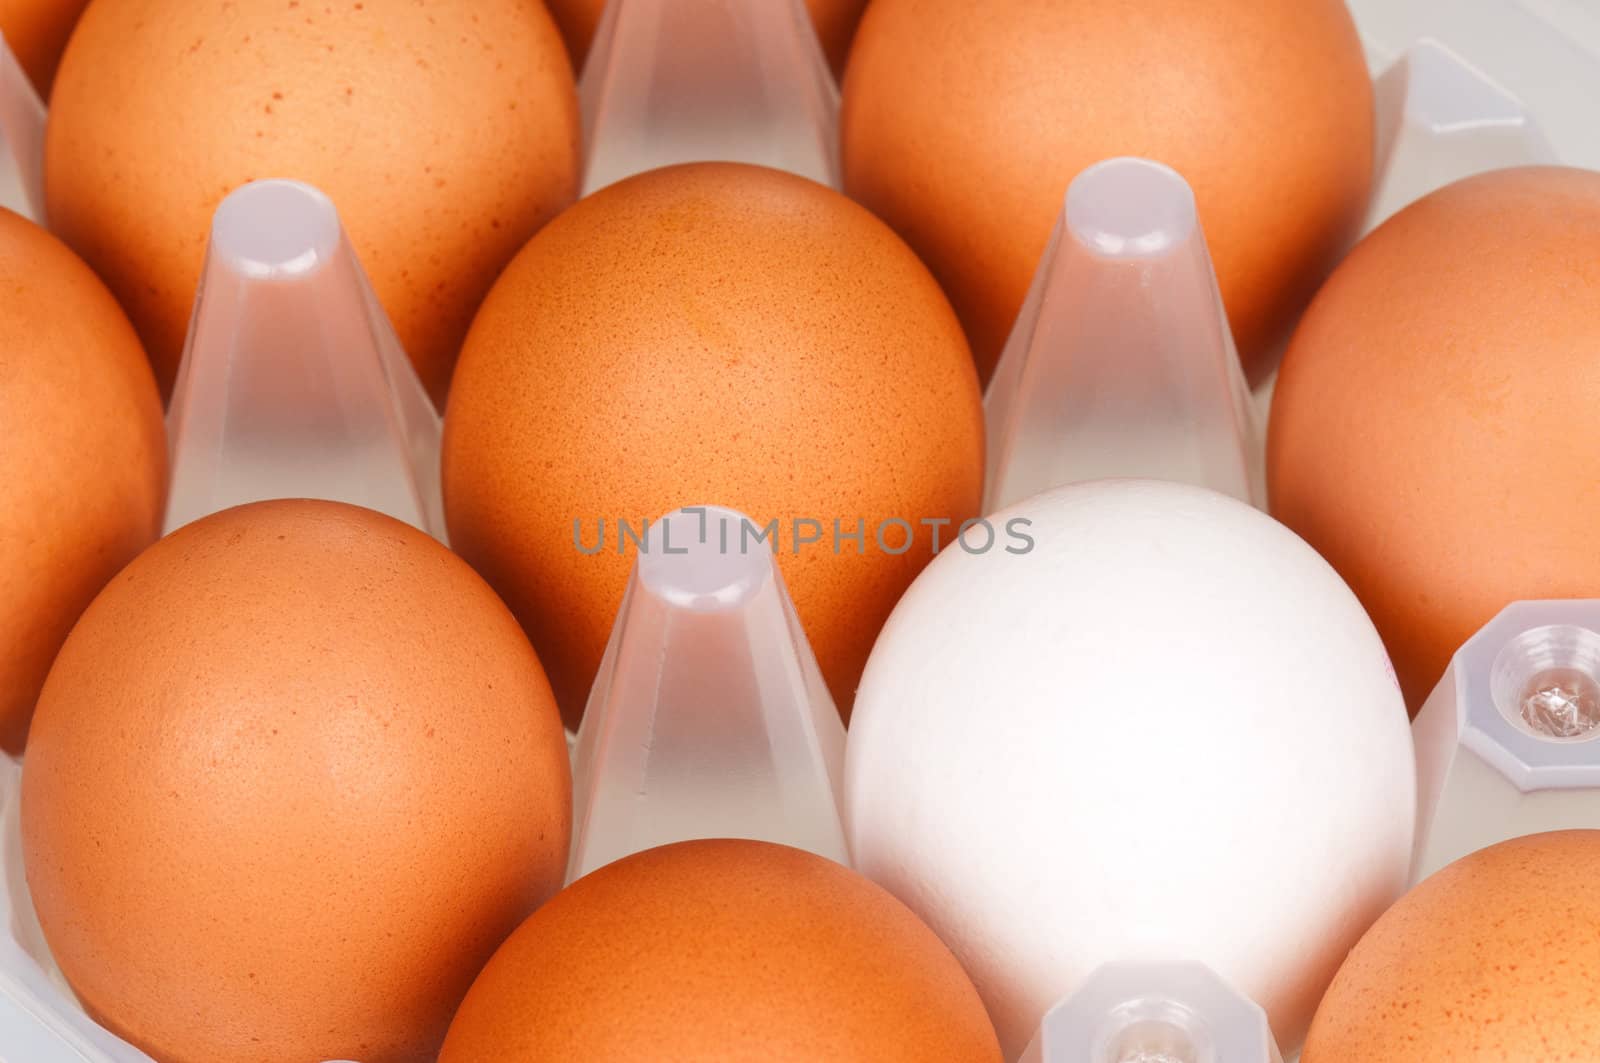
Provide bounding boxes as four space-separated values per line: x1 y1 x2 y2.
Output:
546 0 867 78
841 0 1375 384
0 0 91 94
439 839 1004 1062
441 161 985 728
0 207 165 754
43 0 580 404
1268 167 1600 713
21 499 572 1063
1303 831 1600 1061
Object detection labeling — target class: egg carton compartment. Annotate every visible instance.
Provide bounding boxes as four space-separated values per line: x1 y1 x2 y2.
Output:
1 0 1597 1059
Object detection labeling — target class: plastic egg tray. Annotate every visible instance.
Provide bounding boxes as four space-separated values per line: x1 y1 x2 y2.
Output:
1 0 1597 1060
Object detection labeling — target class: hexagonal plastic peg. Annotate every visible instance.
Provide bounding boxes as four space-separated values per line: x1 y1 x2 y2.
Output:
1412 600 1600 882
1018 962 1282 1063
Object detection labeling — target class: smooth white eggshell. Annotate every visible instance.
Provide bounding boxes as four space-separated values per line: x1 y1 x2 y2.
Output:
844 479 1415 1057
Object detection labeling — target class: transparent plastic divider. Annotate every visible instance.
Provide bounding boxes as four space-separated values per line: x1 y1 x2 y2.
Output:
567 505 848 882
163 179 444 539
0 30 46 223
1349 0 1599 169
1364 39 1556 233
983 157 1262 516
579 0 840 196
1019 962 1283 1063
1411 600 1600 883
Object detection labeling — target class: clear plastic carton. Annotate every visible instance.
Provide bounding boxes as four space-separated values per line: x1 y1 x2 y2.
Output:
4 0 1600 1058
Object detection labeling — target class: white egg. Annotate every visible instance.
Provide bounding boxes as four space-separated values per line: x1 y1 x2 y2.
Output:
844 479 1415 1058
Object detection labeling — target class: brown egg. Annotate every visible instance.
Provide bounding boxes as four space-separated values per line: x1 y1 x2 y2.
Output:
442 161 984 728
0 207 164 754
1268 167 1600 713
440 839 1004 1062
21 500 572 1063
841 0 1374 384
44 0 580 404
1303 831 1600 1060
0 0 90 95
546 0 867 78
